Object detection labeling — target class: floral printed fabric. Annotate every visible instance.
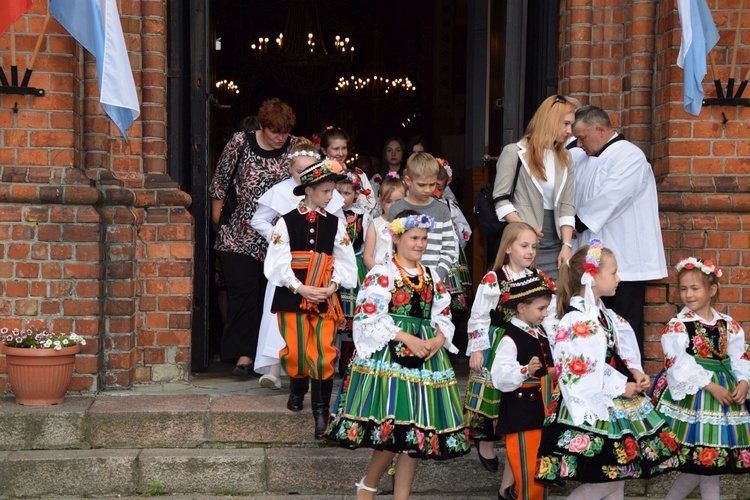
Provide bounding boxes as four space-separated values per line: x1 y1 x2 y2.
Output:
209 131 297 259
352 260 456 359
325 261 469 460
653 306 750 475
552 296 641 426
536 390 680 484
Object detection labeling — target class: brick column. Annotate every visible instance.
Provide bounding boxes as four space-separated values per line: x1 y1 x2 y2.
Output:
0 0 193 393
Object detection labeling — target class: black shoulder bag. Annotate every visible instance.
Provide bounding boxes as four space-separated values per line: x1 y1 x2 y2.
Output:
218 132 250 229
474 157 522 241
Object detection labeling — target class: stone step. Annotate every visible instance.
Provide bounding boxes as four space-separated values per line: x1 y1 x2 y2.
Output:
1 446 722 498
2 394 750 498
0 393 320 450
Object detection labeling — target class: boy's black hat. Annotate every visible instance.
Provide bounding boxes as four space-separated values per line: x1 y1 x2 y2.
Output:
293 158 347 196
500 269 555 309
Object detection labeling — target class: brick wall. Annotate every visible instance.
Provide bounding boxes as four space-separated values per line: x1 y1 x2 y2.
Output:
558 0 750 373
0 0 193 393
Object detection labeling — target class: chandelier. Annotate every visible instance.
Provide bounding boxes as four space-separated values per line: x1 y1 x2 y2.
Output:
333 33 414 104
335 75 415 95
250 0 353 95
215 79 239 95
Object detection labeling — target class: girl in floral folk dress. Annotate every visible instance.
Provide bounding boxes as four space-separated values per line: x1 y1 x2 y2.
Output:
650 258 750 499
325 210 470 499
464 222 539 479
336 170 367 375
535 240 679 499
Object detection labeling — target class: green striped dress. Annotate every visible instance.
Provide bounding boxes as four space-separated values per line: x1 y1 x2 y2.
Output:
653 308 750 475
325 260 470 460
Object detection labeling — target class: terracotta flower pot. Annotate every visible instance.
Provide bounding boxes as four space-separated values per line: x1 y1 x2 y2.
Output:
4 345 80 406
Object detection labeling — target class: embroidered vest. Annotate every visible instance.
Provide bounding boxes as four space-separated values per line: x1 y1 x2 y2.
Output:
271 210 339 314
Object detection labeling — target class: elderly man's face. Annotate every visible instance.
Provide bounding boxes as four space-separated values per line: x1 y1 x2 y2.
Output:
573 122 608 156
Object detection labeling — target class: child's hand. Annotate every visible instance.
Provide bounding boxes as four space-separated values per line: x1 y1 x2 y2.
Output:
630 369 651 391
469 351 485 373
424 330 445 361
324 283 338 298
402 335 430 359
527 356 542 375
705 382 734 406
297 285 326 303
732 380 749 403
622 382 640 399
547 366 557 381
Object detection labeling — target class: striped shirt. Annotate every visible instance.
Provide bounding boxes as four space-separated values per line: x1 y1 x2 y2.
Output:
388 198 458 280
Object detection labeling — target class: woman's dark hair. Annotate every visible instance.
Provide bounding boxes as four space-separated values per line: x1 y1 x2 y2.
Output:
379 136 406 179
319 127 350 151
406 134 428 154
237 115 258 133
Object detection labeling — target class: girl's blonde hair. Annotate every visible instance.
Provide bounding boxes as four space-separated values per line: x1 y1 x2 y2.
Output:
491 222 538 272
556 244 615 318
521 95 579 181
379 176 406 203
289 137 318 169
677 268 720 305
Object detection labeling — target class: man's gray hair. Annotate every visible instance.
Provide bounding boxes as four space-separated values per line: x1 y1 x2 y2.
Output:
574 105 612 129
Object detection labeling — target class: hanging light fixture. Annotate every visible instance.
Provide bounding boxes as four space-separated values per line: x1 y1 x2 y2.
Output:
250 0 353 95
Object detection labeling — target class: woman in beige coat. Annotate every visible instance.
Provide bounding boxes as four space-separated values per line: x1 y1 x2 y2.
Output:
492 95 579 281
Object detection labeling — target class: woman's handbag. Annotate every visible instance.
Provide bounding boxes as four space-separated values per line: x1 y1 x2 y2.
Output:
218 133 250 229
474 157 522 241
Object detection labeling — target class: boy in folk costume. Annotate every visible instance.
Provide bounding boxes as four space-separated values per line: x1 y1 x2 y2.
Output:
490 270 556 500
264 158 357 439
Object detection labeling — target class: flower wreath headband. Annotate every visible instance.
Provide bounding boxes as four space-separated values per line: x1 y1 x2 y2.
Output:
676 257 722 278
581 239 603 319
389 214 434 235
289 150 321 160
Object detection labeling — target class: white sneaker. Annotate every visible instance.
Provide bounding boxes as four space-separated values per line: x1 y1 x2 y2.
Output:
259 374 281 390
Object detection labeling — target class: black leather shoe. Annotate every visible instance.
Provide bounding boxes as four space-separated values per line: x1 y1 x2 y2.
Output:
311 378 334 439
287 392 304 412
473 438 499 472
287 376 309 412
498 486 517 500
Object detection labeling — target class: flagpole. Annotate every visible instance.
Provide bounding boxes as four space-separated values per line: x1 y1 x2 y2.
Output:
21 11 51 87
727 0 745 98
708 52 724 99
9 23 18 86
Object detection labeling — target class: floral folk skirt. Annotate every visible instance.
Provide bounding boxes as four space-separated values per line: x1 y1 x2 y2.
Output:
652 357 750 475
536 390 680 484
325 314 470 460
463 325 505 441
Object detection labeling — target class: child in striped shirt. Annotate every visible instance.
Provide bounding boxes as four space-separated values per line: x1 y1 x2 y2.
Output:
388 152 458 281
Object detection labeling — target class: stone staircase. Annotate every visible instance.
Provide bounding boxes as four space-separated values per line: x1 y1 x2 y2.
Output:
1 390 748 498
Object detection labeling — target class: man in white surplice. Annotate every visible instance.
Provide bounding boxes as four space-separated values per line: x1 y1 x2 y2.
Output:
569 105 667 353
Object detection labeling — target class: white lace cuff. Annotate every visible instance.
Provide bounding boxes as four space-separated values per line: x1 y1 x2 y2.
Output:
601 364 628 401
353 320 400 359
467 335 491 354
666 365 712 401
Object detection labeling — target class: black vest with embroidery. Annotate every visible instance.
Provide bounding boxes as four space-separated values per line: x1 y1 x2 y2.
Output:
271 209 339 314
496 323 552 434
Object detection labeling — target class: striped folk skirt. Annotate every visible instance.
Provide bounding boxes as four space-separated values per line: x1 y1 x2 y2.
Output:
652 357 750 475
325 314 470 460
338 251 367 335
463 324 505 441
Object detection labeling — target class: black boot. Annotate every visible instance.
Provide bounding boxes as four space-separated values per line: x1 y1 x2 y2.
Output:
287 376 309 412
311 378 334 439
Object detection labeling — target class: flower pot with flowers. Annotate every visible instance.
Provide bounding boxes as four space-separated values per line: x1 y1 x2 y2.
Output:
1 327 86 406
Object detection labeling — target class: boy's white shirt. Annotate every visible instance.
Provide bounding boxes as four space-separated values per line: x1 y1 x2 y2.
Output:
264 206 357 292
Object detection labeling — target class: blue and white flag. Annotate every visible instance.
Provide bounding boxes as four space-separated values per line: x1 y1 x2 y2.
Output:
677 0 720 116
50 0 140 138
